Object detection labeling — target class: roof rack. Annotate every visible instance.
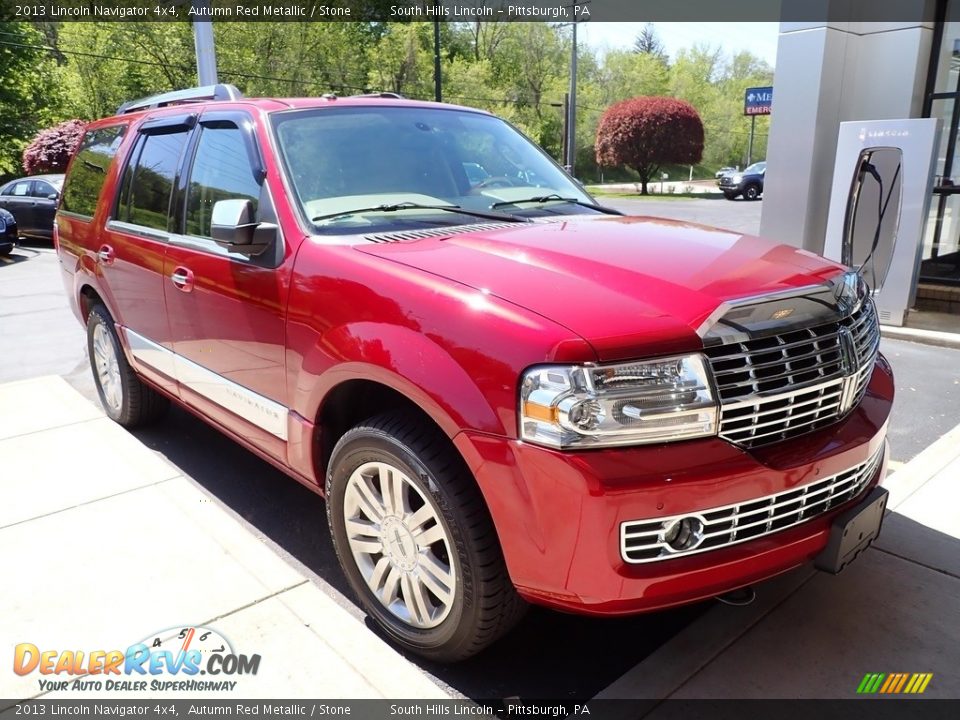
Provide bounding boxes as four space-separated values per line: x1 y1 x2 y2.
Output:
350 92 406 99
117 84 244 115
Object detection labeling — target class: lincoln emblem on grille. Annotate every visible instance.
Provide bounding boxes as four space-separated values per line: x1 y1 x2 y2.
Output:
838 325 858 373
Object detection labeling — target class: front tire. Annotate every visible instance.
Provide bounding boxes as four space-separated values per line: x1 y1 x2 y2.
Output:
326 411 526 661
87 304 169 427
722 191 738 200
743 183 761 200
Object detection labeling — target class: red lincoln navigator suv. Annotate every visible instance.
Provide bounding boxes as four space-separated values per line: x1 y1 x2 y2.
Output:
56 85 892 661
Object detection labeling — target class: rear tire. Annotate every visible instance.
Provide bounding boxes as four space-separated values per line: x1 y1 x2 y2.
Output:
87 304 169 427
326 410 526 661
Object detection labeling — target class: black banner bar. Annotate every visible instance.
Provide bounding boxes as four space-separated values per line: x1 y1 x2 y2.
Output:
1 0 944 24
1 699 959 720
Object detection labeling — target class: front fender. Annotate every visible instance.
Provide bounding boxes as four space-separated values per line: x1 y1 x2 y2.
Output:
296 322 505 438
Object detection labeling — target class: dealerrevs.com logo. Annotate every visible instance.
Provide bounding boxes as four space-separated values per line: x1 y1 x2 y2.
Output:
13 626 261 692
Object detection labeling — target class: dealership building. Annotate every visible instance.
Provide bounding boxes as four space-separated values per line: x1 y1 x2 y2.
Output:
761 3 960 323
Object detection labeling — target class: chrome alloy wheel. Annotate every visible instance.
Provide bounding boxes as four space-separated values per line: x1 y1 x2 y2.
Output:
92 323 122 412
343 461 457 629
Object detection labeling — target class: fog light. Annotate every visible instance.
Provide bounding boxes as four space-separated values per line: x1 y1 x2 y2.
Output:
662 517 705 552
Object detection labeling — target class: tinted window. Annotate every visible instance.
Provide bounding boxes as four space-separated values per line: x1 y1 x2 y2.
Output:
118 130 189 231
33 181 57 198
61 126 126 218
185 124 260 238
11 182 31 197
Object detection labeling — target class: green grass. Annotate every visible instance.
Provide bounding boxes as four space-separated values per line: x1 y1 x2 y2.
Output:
587 187 724 200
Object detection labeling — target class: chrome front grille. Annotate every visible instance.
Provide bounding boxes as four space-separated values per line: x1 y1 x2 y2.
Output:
620 445 884 564
705 300 880 448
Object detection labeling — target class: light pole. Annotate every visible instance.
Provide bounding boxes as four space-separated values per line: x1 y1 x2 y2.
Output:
433 20 442 102
563 2 590 176
566 19 577 175
192 0 218 85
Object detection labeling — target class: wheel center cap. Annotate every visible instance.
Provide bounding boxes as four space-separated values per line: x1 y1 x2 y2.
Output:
381 517 417 571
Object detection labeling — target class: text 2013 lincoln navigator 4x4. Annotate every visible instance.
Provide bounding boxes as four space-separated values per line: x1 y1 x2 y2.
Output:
56 85 892 661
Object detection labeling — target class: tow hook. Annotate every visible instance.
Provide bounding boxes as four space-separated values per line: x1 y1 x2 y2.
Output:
715 586 756 606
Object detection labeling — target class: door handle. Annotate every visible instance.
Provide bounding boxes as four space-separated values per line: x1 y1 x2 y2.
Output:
171 266 195 293
97 245 115 265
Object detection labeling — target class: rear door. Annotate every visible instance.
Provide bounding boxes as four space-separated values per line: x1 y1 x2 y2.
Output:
30 179 61 239
100 114 195 396
163 110 289 459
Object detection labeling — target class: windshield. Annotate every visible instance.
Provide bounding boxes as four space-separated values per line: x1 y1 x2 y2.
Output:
745 162 766 174
271 105 596 233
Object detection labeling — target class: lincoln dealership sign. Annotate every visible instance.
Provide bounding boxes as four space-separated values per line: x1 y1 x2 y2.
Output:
744 86 773 115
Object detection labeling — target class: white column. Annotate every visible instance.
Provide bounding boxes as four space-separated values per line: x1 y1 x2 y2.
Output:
760 20 934 254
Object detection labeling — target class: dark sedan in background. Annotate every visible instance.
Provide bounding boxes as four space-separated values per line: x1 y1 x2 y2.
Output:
0 174 63 241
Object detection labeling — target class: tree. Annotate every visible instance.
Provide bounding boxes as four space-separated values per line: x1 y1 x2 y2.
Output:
595 97 704 194
0 21 65 179
23 120 88 175
633 23 667 63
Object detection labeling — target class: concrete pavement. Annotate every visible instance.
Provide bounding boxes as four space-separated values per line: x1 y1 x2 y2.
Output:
0 376 449 701
597 423 960 705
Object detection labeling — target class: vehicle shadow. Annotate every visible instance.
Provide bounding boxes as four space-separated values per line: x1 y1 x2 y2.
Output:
132 406 706 701
0 243 46 266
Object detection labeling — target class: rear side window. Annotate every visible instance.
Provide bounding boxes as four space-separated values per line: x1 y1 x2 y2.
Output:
185 124 260 239
117 130 190 231
61 126 126 219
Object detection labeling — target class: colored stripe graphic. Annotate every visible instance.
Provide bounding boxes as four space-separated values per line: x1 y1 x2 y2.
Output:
857 672 932 694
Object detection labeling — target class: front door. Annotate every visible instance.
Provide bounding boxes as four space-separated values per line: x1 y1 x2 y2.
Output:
0 180 36 236
163 111 290 459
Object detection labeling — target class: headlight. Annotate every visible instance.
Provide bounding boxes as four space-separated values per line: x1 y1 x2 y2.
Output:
519 354 719 449
731 173 743 183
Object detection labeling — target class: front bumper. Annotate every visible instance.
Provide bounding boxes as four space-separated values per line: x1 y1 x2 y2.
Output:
453 358 893 615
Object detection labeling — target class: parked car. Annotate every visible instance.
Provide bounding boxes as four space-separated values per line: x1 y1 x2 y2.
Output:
0 174 63 241
715 166 736 179
719 161 765 200
57 86 891 662
0 208 17 255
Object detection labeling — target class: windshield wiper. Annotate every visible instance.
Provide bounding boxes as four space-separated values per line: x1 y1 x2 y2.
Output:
490 194 622 215
311 201 530 225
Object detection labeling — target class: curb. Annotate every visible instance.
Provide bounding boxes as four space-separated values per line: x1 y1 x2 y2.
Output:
881 324 960 349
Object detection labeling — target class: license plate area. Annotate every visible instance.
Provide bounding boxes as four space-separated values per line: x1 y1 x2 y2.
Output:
815 487 888 574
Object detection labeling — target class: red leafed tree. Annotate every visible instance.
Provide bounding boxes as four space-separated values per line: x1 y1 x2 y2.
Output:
596 97 704 195
22 120 88 175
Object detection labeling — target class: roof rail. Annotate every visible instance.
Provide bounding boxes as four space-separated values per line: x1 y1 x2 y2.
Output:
350 92 406 100
117 84 244 115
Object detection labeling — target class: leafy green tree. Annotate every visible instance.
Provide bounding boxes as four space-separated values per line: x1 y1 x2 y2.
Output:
0 21 64 179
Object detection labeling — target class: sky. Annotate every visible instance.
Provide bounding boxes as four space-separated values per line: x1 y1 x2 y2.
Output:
581 23 781 67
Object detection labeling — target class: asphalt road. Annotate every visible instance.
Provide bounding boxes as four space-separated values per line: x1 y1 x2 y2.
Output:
3 199 959 699
603 194 765 236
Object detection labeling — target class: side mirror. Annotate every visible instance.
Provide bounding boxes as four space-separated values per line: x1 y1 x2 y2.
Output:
842 148 902 292
47 193 59 200
211 198 274 256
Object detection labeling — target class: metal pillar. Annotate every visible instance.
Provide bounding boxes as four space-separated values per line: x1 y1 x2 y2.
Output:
567 19 578 176
747 115 756 167
193 1 218 86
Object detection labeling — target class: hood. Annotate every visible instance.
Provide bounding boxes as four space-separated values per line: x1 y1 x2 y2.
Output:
356 215 846 361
